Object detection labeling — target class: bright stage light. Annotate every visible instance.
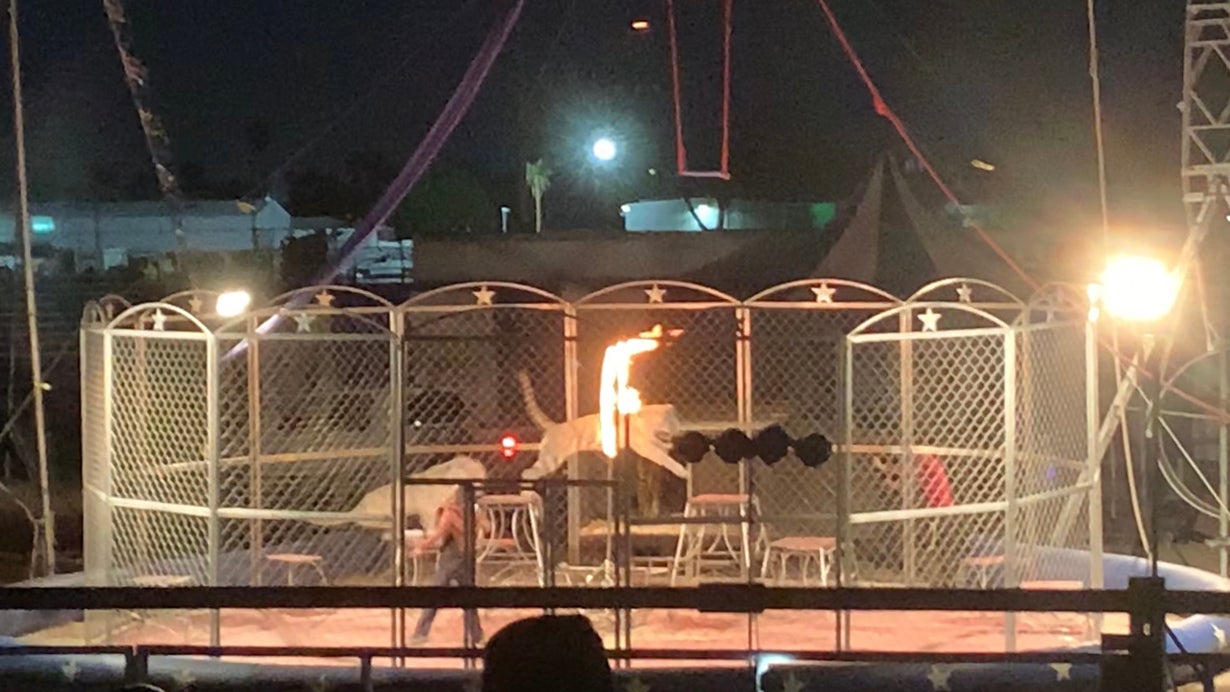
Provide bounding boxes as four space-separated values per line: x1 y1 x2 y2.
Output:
631 19 651 31
1095 254 1180 323
215 290 252 318
591 137 617 162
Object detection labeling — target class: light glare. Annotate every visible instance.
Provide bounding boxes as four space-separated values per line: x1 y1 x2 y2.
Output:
592 138 617 162
1097 254 1179 323
216 290 252 318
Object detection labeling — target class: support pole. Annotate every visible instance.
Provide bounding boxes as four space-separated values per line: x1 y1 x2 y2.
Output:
1126 575 1167 692
8 0 54 576
1220 347 1228 577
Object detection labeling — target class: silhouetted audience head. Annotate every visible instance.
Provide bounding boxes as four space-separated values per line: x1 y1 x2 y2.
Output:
482 614 612 692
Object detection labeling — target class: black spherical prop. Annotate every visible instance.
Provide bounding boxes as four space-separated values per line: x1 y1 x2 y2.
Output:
793 433 833 468
669 431 711 465
753 424 792 465
713 428 754 465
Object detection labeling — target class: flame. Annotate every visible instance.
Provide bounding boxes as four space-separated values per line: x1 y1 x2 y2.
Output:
599 325 676 458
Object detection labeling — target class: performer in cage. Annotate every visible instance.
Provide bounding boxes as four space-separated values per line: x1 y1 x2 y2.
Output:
410 486 490 645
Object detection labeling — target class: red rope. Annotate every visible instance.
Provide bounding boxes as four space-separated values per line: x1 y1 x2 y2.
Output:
720 0 733 177
665 0 688 175
666 0 733 179
812 0 1036 292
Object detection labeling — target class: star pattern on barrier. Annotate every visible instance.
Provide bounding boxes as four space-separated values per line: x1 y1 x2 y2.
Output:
473 285 496 305
645 284 667 304
811 283 836 304
956 283 973 303
61 659 80 682
187 295 203 314
1215 624 1227 649
293 312 315 333
624 676 651 692
172 667 197 690
918 308 941 332
151 309 168 331
781 670 807 692
314 290 334 307
1050 662 1072 681
927 664 953 691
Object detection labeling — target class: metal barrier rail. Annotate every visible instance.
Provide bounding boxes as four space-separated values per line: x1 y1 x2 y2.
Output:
0 584 1134 613
0 579 1202 690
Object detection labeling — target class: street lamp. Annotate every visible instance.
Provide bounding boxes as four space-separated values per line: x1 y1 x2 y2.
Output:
591 137 618 163
1092 253 1181 577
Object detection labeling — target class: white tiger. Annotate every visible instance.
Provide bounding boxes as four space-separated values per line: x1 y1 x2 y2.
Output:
323 455 487 531
516 371 687 479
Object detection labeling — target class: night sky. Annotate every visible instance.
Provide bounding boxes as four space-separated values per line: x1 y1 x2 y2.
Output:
0 0 1188 233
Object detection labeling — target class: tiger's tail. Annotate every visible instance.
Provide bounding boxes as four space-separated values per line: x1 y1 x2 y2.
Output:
516 371 557 431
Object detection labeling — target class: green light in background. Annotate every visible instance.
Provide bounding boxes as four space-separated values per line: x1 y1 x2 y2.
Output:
30 216 54 234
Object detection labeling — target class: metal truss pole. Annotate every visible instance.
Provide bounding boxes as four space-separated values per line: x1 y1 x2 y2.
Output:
1182 1 1230 574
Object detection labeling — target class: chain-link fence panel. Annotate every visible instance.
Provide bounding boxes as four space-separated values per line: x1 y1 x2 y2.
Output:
214 304 397 589
844 305 1012 589
1013 311 1095 587
107 308 213 597
402 284 569 572
574 283 741 537
746 280 899 544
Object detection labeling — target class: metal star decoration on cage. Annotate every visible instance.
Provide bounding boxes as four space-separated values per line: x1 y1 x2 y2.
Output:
918 308 941 332
60 659 79 682
314 290 334 307
645 284 667 303
293 312 314 333
811 283 836 303
473 285 496 305
151 309 168 331
187 295 203 314
956 283 973 303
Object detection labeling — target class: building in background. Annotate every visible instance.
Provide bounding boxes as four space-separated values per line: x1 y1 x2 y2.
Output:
621 198 837 232
0 196 293 271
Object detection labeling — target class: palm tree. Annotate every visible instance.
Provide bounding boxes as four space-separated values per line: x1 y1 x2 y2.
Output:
525 159 552 234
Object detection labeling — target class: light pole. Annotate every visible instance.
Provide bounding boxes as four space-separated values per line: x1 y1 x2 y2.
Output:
1093 253 1181 576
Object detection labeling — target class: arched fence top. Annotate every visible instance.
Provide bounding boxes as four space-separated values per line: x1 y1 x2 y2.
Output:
400 281 567 309
159 289 222 317
745 278 902 306
213 305 396 339
106 302 211 334
82 294 132 326
848 301 1011 338
573 280 740 307
907 277 1025 308
268 285 394 311
1015 282 1090 326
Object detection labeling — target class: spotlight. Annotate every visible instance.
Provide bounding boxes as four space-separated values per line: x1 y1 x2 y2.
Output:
669 431 710 465
216 290 251 318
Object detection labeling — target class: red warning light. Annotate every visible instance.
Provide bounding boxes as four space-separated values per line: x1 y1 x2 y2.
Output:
500 434 519 459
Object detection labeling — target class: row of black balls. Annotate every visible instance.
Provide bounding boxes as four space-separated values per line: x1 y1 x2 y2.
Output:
668 424 833 468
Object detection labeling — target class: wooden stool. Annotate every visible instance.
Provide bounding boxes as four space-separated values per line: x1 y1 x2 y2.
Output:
670 493 760 585
962 555 1005 589
477 492 545 586
266 553 328 586
761 536 836 586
